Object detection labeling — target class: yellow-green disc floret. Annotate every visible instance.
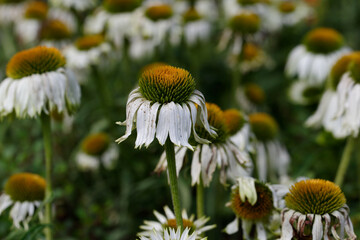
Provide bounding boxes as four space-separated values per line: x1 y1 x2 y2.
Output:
249 113 278 141
303 28 344 54
230 181 273 221
229 12 260 35
164 219 195 233
6 46 66 79
196 103 229 143
39 19 71 40
103 0 141 13
183 7 201 23
75 34 105 50
24 1 48 20
278 2 296 13
145 4 173 21
5 173 46 202
139 65 195 104
244 83 265 105
223 109 246 135
81 133 110 156
285 179 346 215
329 52 360 89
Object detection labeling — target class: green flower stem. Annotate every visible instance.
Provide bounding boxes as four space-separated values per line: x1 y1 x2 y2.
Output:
164 139 184 231
335 136 355 187
196 177 204 218
41 114 53 240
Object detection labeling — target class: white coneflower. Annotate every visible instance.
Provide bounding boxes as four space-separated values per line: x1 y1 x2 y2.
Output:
285 28 351 86
155 103 252 186
64 34 112 83
288 80 323 105
306 52 360 138
84 0 142 49
15 2 77 47
236 83 266 113
14 1 49 46
116 64 216 149
49 0 96 12
139 227 206 240
228 42 272 73
138 205 215 239
281 179 356 240
0 0 25 26
0 46 80 118
174 0 217 46
76 133 119 171
276 0 313 27
116 64 216 229
218 10 261 55
0 173 46 229
224 176 282 239
249 113 290 182
39 19 73 49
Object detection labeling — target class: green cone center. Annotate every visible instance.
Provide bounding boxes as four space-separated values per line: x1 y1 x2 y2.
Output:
285 179 346 215
139 65 195 104
303 28 344 54
5 173 46 202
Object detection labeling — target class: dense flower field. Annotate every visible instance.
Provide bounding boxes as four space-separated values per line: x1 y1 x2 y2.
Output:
0 0 360 239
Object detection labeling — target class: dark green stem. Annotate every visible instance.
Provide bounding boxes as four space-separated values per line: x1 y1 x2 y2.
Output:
335 137 355 187
196 177 204 218
164 139 184 231
41 114 53 240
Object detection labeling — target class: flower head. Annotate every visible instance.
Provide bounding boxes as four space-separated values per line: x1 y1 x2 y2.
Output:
225 177 279 238
40 19 72 40
281 179 356 240
285 27 350 86
244 83 265 105
81 133 110 156
285 179 345 215
223 109 245 135
229 12 260 34
75 34 105 50
6 46 65 79
230 179 273 221
196 103 229 143
0 173 46 229
329 52 360 89
24 1 48 20
303 28 344 54
0 46 80 118
278 2 296 14
103 0 141 13
249 113 278 141
5 173 46 202
116 64 216 149
145 4 173 21
138 205 215 239
183 7 201 23
77 133 118 171
139 65 195 104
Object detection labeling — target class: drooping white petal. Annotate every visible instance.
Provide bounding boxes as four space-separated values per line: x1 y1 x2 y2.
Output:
280 209 295 240
156 103 172 145
237 176 257 205
116 97 147 143
224 217 238 234
191 147 202 186
312 214 323 240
